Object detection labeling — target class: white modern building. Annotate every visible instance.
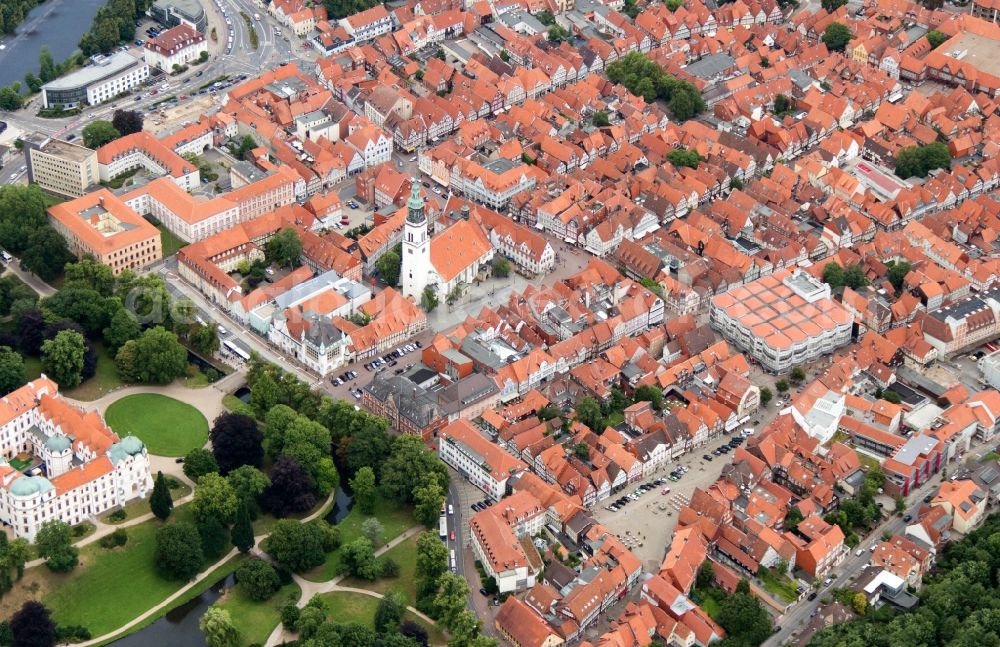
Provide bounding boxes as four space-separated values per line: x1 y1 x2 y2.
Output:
0 378 153 540
41 52 150 109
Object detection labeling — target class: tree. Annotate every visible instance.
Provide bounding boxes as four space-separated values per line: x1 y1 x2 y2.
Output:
189 323 220 358
537 405 562 421
261 456 317 517
421 286 438 312
0 346 26 394
573 442 590 461
776 379 789 393
894 141 952 179
362 517 385 546
760 387 773 407
183 448 219 481
264 520 327 572
19 227 72 282
790 367 806 384
199 605 240 647
103 308 141 355
350 466 377 515
774 93 794 115
823 262 845 289
379 435 449 504
154 522 204 580
491 257 511 278
375 591 407 634
887 260 912 294
401 620 430 647
926 29 947 49
10 601 56 647
231 499 254 554
667 147 702 169
377 250 401 287
226 465 270 515
634 384 663 410
696 561 715 590
844 264 868 289
0 83 22 111
822 22 853 53
416 531 449 602
37 45 57 82
341 538 381 580
35 520 78 572
592 111 610 127
82 120 120 149
150 471 174 520
116 326 187 384
820 0 847 10
41 330 85 388
574 396 602 430
198 516 229 560
192 472 239 524
413 473 446 528
111 109 143 136
345 418 392 475
716 584 773 646
433 572 470 629
210 412 263 474
236 558 280 601
265 228 302 268
882 390 902 404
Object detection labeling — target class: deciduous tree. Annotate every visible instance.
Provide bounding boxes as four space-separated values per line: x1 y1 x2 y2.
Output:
10 601 56 647
261 456 316 517
210 412 263 474
264 520 327 572
82 120 120 148
265 228 302 268
183 448 219 481
350 466 377 515
0 346 27 394
199 605 240 647
35 521 78 573
230 500 254 554
111 109 143 136
236 558 280 601
154 522 204 580
41 330 85 388
192 472 239 524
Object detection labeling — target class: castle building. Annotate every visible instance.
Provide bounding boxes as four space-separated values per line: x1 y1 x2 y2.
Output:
0 378 154 539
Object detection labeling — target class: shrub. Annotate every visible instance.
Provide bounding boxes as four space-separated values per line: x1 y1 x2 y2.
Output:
108 509 127 522
99 528 128 549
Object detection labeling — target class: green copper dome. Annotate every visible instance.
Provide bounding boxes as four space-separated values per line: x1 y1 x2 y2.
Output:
9 477 39 497
45 435 71 453
119 436 144 456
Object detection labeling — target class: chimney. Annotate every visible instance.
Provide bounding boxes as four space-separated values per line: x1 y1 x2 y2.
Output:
461 205 470 220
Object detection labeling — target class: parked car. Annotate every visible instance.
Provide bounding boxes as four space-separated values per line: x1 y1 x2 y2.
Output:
702 454 713 461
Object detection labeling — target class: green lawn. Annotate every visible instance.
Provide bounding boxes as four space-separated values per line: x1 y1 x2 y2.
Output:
43 508 206 636
216 580 300 646
700 594 722 619
318 591 445 646
23 355 42 381
105 393 208 456
760 568 798 603
63 341 123 402
223 393 249 412
342 533 418 604
148 217 187 256
305 500 418 582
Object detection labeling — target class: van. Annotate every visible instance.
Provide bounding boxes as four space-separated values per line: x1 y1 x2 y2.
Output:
0 251 12 263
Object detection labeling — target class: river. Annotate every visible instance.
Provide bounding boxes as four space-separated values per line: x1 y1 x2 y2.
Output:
0 0 105 90
110 487 354 646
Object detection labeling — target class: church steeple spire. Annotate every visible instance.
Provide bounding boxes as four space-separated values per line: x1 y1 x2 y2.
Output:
406 180 425 224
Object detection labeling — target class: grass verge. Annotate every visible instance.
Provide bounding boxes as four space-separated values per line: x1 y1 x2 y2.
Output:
216 579 300 646
63 341 123 401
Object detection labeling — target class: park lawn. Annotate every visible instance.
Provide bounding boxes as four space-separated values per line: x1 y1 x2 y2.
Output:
222 394 246 412
305 500 418 582
318 591 445 646
42 508 204 636
216 580 300 646
63 342 123 402
105 393 209 456
101 482 191 524
342 534 418 604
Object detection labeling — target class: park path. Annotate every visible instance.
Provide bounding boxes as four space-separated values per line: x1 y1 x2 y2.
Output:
65 488 337 647
263 525 435 647
66 381 231 421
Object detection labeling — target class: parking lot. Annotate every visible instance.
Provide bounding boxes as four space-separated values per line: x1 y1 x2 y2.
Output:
329 338 426 399
592 430 754 569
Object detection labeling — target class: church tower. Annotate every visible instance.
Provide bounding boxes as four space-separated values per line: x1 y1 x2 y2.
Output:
401 180 430 300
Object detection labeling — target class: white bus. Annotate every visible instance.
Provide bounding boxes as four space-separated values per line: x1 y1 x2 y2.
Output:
439 515 447 539
449 549 456 571
223 340 250 361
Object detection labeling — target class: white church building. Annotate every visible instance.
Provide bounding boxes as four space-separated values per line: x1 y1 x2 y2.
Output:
401 182 493 304
0 378 154 539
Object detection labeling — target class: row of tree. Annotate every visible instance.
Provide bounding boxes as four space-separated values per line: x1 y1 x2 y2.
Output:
605 52 706 121
78 0 152 56
0 185 75 281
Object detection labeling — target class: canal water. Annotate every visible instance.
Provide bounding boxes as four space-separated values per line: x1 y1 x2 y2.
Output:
0 0 105 90
111 487 353 646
